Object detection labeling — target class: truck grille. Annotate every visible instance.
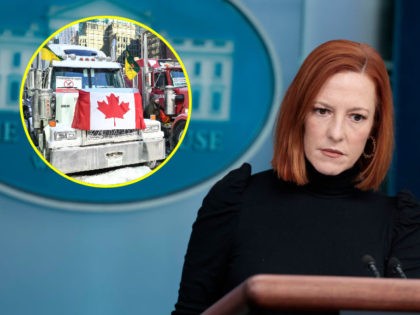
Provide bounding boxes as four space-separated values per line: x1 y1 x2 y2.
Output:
85 129 140 145
87 129 138 139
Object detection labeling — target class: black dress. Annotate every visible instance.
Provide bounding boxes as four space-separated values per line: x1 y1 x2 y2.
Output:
172 163 420 315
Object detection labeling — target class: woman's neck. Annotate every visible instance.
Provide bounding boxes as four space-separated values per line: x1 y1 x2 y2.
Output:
304 159 360 196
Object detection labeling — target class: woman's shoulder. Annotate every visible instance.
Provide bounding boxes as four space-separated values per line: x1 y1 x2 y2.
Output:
394 190 420 223
200 163 251 212
390 190 420 278
199 163 276 215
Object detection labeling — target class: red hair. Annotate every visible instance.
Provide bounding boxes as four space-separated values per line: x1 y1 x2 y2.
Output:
271 39 394 190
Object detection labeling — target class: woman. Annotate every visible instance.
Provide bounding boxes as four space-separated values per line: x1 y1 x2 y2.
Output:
172 40 420 315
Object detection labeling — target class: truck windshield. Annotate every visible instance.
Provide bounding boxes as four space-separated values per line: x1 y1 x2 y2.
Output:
52 67 89 89
170 69 186 88
51 67 125 89
91 68 124 88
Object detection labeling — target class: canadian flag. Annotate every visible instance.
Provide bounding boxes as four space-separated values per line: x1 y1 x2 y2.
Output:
72 89 146 130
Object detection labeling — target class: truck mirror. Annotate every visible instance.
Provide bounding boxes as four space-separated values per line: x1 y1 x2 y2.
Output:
147 73 152 87
35 69 43 89
27 69 36 90
164 85 176 115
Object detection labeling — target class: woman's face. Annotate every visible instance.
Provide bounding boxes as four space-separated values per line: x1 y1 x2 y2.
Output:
303 71 376 176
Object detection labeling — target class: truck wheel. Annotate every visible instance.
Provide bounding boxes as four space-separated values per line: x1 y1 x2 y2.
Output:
24 120 38 146
170 120 186 150
31 132 39 146
146 160 158 169
39 132 49 161
43 148 51 162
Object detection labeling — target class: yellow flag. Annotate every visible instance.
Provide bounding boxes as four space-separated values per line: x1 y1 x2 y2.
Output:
41 46 62 61
125 58 139 80
125 50 140 80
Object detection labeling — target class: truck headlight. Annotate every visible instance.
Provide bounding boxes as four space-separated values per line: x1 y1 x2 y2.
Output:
54 131 77 141
66 131 76 139
143 125 160 133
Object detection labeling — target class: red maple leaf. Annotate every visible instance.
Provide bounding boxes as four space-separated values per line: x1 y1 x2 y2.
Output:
97 93 130 127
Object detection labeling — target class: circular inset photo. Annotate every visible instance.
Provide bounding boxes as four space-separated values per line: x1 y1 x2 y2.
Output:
20 16 191 187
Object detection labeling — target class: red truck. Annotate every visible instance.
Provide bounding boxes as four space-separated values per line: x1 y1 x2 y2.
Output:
134 58 189 152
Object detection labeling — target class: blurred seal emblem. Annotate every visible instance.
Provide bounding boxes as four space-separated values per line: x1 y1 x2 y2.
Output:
0 1 279 211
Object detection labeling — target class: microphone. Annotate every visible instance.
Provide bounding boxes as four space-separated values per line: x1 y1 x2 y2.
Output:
387 257 407 279
362 254 381 278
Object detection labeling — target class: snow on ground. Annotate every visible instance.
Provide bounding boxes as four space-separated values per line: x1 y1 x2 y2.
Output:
71 165 152 185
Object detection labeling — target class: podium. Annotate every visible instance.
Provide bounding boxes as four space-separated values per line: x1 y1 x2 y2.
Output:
202 275 420 315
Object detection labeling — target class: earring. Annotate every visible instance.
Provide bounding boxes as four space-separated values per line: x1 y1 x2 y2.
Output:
363 136 376 159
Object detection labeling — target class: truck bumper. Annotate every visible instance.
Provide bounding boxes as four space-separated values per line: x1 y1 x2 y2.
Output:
49 139 165 174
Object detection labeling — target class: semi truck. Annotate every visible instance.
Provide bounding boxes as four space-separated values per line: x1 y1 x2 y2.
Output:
134 58 189 151
23 44 165 174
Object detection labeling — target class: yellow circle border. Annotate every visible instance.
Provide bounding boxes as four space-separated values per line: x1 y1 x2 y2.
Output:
19 15 192 189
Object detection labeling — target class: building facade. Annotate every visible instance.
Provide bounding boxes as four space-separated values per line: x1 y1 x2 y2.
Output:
143 30 175 60
104 20 141 63
77 19 108 51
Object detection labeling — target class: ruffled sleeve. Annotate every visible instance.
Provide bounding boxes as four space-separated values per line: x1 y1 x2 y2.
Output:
172 163 252 315
390 190 420 278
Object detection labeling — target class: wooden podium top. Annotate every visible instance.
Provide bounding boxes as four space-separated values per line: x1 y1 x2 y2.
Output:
202 275 420 315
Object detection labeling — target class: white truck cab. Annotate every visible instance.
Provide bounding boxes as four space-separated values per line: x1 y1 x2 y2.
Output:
24 45 165 174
